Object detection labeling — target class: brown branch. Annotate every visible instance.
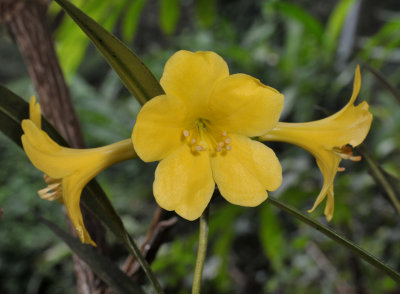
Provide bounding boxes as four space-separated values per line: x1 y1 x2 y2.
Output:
0 1 108 293
123 207 178 278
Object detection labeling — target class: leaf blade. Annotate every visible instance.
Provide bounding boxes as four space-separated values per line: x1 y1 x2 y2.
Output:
54 0 165 105
267 196 400 283
37 215 144 294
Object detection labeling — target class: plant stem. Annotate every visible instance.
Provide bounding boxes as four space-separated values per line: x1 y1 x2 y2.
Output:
192 207 209 294
267 196 400 283
124 234 164 294
360 148 400 214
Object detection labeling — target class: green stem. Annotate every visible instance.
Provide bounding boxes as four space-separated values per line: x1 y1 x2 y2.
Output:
267 196 400 283
192 207 209 294
123 234 164 294
360 148 400 214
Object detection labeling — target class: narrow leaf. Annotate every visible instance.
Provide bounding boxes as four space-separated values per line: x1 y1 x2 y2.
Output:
324 0 355 54
259 204 285 270
267 196 400 283
196 0 216 28
273 2 324 41
122 0 147 42
37 215 144 294
54 0 165 105
160 0 180 35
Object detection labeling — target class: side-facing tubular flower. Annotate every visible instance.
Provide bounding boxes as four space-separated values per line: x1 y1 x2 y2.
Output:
260 66 373 221
132 50 284 220
22 97 137 245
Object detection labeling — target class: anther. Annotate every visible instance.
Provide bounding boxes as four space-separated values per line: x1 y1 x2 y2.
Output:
191 138 197 144
195 145 204 151
183 130 190 137
216 146 222 152
337 167 346 172
350 155 362 162
226 145 232 151
218 142 224 147
222 131 227 137
225 138 231 144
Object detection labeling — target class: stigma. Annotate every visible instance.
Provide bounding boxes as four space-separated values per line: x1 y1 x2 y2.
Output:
38 174 63 201
182 119 232 154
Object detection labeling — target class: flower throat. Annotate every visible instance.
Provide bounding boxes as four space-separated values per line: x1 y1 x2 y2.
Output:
182 119 231 154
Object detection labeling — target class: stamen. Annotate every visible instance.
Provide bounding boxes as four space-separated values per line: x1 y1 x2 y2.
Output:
333 146 362 162
350 155 362 162
195 145 204 151
337 167 346 172
38 177 63 202
183 121 232 154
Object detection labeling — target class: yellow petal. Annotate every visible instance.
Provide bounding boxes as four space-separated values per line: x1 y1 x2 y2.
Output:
211 135 282 206
208 74 284 137
153 145 215 220
132 94 192 162
307 153 340 220
22 120 136 245
260 65 372 220
63 175 96 246
29 96 42 129
160 50 229 117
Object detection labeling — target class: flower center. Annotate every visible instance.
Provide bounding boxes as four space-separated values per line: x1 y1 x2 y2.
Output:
182 119 231 154
334 145 362 172
38 174 63 202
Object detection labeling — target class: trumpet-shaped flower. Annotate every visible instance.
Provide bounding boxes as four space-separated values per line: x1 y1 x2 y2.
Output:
22 98 137 245
132 50 284 220
260 66 373 221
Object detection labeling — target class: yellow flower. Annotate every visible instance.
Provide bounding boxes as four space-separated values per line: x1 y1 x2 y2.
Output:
260 66 373 221
22 97 137 245
132 50 284 220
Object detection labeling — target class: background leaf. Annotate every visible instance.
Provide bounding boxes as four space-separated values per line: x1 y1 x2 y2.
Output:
37 215 144 294
160 0 180 35
259 204 286 271
54 0 164 105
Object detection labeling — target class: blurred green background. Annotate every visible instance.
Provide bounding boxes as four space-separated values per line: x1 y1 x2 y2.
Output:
1 0 400 293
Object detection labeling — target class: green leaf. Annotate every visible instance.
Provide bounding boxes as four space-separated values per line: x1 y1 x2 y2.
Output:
0 86 66 147
196 0 216 28
122 0 147 42
0 85 163 292
54 0 164 105
324 0 356 54
267 196 400 283
359 19 400 67
160 0 180 35
37 215 144 294
259 204 285 271
272 2 324 41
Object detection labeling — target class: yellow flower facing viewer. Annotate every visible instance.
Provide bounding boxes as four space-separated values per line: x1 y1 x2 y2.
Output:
132 50 284 220
260 66 373 221
22 97 137 245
